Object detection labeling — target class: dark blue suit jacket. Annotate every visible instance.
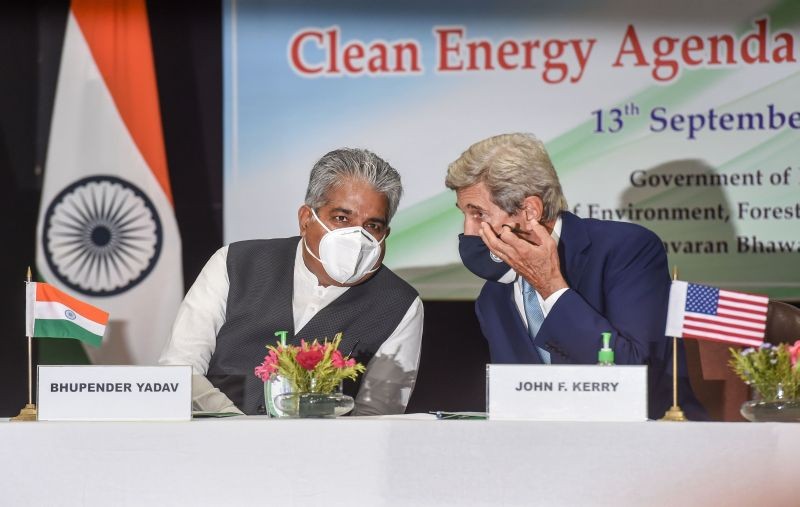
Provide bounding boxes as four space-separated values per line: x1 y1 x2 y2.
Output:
475 211 706 420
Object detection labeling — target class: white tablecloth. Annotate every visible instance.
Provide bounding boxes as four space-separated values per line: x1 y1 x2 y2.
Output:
1 415 798 506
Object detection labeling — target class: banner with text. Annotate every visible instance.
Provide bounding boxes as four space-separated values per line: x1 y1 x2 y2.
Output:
224 0 800 299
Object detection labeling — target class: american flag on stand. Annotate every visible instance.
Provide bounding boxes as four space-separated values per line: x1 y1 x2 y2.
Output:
665 281 768 347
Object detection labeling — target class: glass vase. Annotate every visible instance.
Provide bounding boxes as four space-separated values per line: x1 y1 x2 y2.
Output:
273 392 355 418
740 383 800 422
264 376 293 418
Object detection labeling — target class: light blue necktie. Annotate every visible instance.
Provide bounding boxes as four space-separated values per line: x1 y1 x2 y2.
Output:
521 279 551 364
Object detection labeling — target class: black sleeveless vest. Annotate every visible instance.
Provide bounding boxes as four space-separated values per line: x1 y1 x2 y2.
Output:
206 237 419 414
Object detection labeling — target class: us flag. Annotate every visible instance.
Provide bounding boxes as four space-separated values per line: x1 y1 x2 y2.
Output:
665 281 768 347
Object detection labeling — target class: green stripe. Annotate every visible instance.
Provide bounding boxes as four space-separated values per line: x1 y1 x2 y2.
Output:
33 319 103 348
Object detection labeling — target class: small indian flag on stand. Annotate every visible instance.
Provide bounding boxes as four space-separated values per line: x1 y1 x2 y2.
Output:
25 282 109 347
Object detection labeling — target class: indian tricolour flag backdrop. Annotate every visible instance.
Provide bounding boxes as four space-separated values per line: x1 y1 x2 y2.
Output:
35 0 182 365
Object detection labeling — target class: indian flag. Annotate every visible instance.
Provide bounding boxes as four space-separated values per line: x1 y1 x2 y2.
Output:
35 0 183 364
26 282 109 348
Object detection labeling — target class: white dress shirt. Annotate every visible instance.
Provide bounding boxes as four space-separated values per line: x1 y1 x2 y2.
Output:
512 216 569 328
159 242 424 416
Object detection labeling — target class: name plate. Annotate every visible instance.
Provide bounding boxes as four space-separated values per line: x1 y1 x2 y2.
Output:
487 364 648 421
37 365 192 421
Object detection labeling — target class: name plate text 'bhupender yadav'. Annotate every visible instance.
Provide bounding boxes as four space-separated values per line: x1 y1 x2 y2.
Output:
487 364 648 421
37 365 192 421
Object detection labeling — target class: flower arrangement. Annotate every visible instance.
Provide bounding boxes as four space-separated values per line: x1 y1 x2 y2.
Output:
254 332 365 394
728 340 800 401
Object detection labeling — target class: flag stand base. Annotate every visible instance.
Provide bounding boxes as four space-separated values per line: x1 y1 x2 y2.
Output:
659 405 687 422
10 404 38 422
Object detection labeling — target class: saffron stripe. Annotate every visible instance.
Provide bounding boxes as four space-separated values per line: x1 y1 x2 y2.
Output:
35 283 109 324
70 0 173 204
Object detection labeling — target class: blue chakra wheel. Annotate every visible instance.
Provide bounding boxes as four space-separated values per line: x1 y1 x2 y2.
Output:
42 175 163 297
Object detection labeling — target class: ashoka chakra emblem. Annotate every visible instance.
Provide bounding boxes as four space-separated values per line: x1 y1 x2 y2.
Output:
42 175 163 297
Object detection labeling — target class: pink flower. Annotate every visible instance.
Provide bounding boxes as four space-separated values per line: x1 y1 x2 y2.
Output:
254 351 279 381
332 350 357 369
789 340 800 367
253 364 271 381
254 349 282 380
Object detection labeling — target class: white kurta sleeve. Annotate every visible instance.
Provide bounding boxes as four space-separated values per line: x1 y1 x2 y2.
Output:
159 246 241 413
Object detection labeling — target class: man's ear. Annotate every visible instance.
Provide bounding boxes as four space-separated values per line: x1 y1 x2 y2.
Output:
298 205 312 235
521 195 544 223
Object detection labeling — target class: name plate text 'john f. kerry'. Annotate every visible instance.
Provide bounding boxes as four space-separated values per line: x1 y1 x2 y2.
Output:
487 364 648 421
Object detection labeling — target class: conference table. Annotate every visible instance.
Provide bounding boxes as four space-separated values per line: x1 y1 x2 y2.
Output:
2 415 798 506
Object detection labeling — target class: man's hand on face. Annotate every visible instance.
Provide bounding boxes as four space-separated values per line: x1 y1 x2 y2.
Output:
478 220 568 299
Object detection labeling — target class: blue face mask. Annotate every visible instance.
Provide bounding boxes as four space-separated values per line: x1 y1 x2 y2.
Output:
458 234 516 283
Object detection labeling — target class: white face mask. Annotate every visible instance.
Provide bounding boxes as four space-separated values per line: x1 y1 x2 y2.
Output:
303 208 385 285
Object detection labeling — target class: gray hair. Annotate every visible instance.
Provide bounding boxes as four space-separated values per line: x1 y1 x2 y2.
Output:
445 133 567 221
305 148 403 222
